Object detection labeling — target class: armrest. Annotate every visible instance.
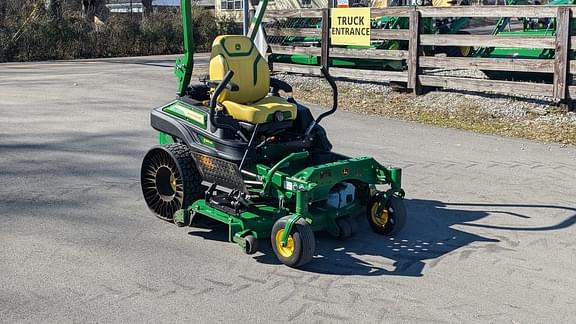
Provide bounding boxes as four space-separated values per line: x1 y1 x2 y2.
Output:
270 78 292 94
270 78 295 103
270 78 293 95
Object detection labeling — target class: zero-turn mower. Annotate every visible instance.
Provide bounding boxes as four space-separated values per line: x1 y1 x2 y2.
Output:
140 0 407 268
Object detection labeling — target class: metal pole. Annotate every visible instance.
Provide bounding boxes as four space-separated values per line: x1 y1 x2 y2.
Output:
247 0 268 40
243 0 250 35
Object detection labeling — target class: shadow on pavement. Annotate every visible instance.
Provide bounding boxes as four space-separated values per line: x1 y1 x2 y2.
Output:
105 59 176 68
3 131 574 276
250 199 576 276
187 216 230 242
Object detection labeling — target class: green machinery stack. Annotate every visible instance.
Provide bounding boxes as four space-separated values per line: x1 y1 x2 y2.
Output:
140 0 407 268
270 0 576 82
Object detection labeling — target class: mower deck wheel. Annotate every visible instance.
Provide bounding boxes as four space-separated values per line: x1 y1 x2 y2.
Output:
367 195 407 236
271 216 315 268
335 217 353 240
244 235 259 255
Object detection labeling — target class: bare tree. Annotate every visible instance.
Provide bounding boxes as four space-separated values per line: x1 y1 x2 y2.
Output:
142 0 153 16
63 0 82 12
82 0 107 24
0 1 7 23
44 0 62 17
83 0 96 23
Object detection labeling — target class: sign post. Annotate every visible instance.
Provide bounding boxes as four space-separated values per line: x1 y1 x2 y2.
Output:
330 8 371 47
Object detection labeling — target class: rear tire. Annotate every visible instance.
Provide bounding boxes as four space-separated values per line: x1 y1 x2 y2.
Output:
141 143 203 221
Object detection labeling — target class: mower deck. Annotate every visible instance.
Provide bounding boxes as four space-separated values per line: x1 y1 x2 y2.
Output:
176 154 402 241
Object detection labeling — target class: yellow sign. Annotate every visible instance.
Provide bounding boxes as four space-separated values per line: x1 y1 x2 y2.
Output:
330 8 371 46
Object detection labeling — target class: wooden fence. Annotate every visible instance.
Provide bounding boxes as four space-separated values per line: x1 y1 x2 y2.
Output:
265 6 576 106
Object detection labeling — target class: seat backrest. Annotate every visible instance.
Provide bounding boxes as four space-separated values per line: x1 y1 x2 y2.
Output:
209 35 270 104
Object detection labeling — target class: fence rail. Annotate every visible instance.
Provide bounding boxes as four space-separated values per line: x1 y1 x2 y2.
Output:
265 6 576 105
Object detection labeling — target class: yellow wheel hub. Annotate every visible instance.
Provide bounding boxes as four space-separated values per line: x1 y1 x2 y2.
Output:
371 202 389 227
460 46 472 57
275 229 295 258
170 174 177 191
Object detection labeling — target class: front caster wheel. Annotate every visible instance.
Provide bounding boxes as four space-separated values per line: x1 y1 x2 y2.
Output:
271 216 315 268
367 195 407 236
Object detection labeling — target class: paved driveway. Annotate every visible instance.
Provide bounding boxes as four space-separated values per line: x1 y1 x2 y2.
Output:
1 56 575 323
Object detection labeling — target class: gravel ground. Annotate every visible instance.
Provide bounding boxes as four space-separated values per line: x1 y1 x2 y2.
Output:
274 72 576 145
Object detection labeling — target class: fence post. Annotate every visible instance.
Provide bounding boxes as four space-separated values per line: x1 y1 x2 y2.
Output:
321 8 331 72
553 7 571 107
408 9 421 95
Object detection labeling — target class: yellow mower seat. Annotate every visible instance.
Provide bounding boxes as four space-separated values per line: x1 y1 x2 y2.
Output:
221 97 297 124
209 35 297 124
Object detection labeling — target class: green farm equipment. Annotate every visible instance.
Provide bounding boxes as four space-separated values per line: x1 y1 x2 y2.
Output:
268 1 473 71
140 0 407 268
473 0 576 82
268 16 405 70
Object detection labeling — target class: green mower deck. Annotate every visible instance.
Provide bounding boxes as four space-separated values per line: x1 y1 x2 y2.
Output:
175 152 403 242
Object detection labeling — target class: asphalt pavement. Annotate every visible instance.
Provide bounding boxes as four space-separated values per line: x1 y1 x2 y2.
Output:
1 55 575 323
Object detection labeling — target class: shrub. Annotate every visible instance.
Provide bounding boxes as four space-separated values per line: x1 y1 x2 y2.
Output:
216 14 243 35
0 2 241 62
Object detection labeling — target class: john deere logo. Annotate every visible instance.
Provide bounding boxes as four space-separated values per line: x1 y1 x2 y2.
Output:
235 43 241 50
342 168 349 176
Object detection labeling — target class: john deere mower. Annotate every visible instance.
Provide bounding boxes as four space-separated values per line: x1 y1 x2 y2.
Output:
140 0 407 268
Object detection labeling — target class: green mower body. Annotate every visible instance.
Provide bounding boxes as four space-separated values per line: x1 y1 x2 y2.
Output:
140 0 407 268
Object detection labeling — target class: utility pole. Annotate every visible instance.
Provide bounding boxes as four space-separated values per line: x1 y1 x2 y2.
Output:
243 0 250 35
